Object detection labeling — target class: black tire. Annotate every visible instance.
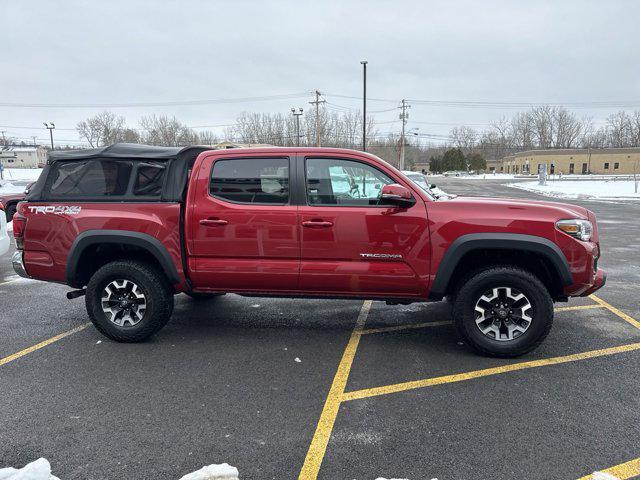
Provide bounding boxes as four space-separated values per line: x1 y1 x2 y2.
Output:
5 203 16 223
85 260 174 342
184 291 226 300
452 266 553 357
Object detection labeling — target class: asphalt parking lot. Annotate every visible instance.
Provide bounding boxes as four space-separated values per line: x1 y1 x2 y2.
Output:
1 178 639 480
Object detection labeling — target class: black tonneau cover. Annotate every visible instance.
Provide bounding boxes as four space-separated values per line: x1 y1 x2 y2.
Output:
28 143 212 202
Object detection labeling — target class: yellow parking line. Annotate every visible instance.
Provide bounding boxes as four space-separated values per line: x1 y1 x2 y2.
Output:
555 304 604 312
0 323 90 367
341 341 640 402
358 305 603 336
359 320 452 335
590 294 640 330
577 456 640 479
298 301 371 480
0 279 17 287
356 304 603 337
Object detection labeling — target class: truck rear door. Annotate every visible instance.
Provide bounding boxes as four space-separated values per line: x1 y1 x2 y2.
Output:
187 153 299 292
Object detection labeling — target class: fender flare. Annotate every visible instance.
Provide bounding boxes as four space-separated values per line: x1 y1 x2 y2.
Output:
429 233 573 300
66 230 180 287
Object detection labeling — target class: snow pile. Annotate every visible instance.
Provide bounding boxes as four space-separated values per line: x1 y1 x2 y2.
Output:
0 458 60 480
178 463 239 480
0 168 43 182
0 182 27 194
507 180 640 201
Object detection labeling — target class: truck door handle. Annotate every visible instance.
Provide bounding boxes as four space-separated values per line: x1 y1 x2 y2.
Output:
302 220 333 228
200 218 228 227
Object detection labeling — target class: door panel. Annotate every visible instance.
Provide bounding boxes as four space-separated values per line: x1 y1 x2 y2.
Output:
188 155 299 291
298 157 430 297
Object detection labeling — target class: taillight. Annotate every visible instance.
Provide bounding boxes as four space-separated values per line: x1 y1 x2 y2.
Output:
12 213 26 249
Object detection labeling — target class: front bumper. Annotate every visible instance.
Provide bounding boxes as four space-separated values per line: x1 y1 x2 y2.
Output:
581 267 606 296
12 250 30 279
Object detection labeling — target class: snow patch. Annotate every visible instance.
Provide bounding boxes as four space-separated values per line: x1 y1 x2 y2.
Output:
0 168 43 182
454 173 518 180
507 180 640 201
592 472 620 480
375 478 437 480
178 463 239 480
0 182 27 194
1 275 39 285
0 458 60 480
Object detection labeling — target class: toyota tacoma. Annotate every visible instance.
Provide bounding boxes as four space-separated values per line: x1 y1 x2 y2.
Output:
11 144 605 356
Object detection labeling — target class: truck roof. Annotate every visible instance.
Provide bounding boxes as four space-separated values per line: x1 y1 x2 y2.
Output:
47 143 209 163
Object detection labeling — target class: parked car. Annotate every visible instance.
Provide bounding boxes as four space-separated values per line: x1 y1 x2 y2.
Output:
12 144 605 357
0 204 9 256
402 171 452 199
0 182 35 222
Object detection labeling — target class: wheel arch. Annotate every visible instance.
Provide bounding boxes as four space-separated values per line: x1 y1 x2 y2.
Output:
66 230 180 288
429 233 573 300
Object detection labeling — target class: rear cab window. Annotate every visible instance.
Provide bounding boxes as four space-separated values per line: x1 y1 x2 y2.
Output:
209 157 289 205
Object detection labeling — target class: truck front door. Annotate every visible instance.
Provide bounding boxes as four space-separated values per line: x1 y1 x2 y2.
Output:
188 154 299 292
298 156 429 298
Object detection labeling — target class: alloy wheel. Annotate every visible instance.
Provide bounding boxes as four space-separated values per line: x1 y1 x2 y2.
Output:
474 286 533 341
101 279 147 327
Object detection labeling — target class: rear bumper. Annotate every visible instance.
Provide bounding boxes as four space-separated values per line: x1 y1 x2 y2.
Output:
581 268 606 296
12 250 30 279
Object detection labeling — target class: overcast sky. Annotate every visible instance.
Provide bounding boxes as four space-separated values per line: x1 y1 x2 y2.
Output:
1 0 639 146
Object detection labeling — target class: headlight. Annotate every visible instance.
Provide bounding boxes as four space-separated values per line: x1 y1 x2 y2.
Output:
556 219 593 242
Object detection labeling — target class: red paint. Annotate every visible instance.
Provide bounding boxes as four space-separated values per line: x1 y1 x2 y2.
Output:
17 147 604 301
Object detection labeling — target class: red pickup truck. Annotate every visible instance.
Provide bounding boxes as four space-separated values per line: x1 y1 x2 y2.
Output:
12 144 605 357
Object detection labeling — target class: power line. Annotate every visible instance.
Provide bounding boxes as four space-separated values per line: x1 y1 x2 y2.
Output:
0 92 310 108
324 92 640 109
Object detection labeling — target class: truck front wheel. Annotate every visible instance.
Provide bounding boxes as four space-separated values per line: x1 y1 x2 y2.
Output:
85 260 174 342
452 267 553 357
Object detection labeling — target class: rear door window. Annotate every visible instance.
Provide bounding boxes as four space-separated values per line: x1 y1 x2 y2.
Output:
209 158 289 204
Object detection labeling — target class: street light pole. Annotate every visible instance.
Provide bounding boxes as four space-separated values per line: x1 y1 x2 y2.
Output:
43 122 55 149
291 108 303 147
360 60 367 152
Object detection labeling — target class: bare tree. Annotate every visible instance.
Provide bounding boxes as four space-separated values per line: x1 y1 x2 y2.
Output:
139 115 198 146
224 107 377 148
196 130 220 145
76 111 126 147
449 126 477 151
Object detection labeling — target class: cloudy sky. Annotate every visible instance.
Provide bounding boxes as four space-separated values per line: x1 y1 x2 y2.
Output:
1 0 639 146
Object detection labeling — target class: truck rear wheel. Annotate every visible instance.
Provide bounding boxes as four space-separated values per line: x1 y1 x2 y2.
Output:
85 260 174 342
452 267 553 357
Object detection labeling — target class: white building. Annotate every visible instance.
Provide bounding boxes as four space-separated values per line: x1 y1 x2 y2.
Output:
0 146 48 168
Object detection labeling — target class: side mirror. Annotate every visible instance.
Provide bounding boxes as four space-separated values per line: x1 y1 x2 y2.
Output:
380 184 415 207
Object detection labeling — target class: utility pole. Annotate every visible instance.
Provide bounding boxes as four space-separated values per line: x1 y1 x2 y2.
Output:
291 108 303 147
398 99 410 170
360 60 368 151
309 90 325 147
31 136 37 146
44 122 55 149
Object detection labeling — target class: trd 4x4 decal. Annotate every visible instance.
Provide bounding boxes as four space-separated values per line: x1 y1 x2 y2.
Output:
27 205 82 215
